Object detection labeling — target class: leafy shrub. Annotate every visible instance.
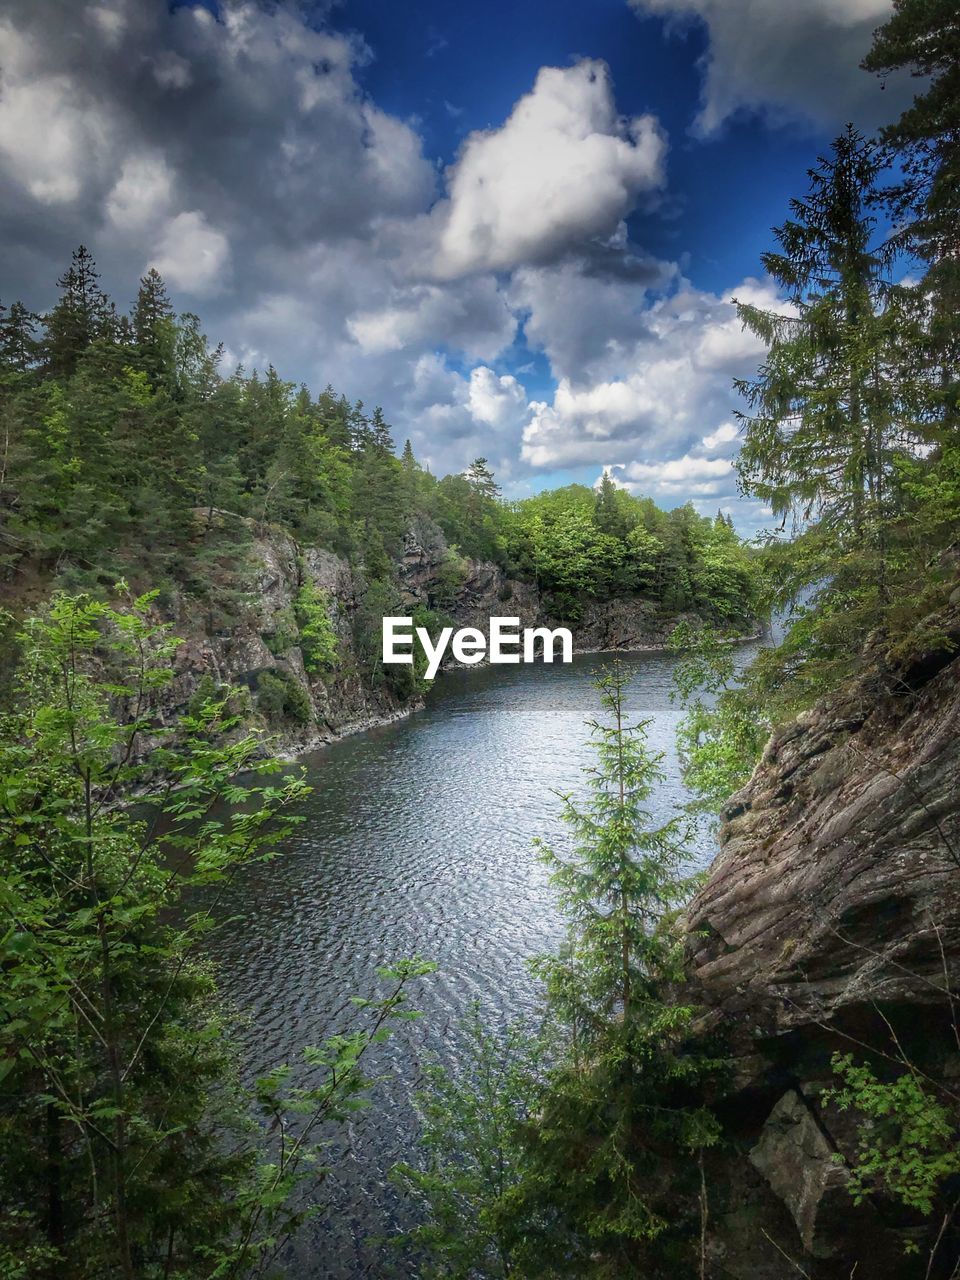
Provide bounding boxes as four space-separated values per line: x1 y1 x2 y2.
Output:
295 579 338 673
256 667 312 724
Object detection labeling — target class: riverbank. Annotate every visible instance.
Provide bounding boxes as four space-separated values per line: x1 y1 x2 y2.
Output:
271 625 767 759
157 521 762 760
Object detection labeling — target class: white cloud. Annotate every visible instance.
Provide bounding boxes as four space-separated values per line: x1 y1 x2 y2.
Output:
631 0 900 133
346 278 515 362
428 60 666 278
520 276 783 469
150 211 230 295
702 421 738 450
620 454 734 494
468 366 528 428
106 154 174 232
0 22 116 204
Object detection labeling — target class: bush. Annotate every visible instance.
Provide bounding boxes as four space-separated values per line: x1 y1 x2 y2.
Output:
256 667 312 723
295 579 338 673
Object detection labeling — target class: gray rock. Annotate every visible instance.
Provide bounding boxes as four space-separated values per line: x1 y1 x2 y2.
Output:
748 1090 848 1258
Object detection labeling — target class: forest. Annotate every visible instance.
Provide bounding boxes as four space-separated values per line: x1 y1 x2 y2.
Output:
0 0 958 1276
0 254 756 651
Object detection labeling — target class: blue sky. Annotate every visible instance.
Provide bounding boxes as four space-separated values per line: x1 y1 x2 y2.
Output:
0 0 910 532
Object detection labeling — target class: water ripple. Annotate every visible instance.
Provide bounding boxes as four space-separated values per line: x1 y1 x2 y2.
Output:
208 646 757 1277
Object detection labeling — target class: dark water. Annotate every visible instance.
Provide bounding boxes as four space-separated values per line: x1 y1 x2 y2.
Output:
209 646 756 1278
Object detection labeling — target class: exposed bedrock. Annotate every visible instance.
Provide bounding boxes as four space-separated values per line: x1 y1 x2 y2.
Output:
684 600 960 1276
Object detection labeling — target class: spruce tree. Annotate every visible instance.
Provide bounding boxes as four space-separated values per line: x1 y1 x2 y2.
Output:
530 663 719 1272
43 246 111 378
864 0 960 431
0 300 40 374
132 268 175 386
734 128 929 605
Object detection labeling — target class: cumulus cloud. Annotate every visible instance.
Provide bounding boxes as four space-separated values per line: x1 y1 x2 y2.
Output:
520 275 785 468
427 60 667 278
346 278 516 362
0 1 436 289
620 454 733 494
105 154 174 233
701 421 738 450
150 211 230 295
631 0 909 133
468 367 528 428
0 19 117 205
0 3 676 475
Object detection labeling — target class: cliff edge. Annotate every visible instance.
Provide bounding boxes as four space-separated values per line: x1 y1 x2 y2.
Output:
685 598 960 1276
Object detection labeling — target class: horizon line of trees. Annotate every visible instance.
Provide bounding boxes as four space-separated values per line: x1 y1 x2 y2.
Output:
0 251 759 669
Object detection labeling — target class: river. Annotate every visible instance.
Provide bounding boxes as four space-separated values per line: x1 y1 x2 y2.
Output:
209 645 756 1278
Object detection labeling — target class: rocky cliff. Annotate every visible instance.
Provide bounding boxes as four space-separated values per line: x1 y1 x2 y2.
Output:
684 599 960 1277
162 516 709 755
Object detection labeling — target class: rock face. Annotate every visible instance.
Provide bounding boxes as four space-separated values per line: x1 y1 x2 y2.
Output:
165 527 416 755
747 1089 851 1258
162 515 712 755
684 601 960 1276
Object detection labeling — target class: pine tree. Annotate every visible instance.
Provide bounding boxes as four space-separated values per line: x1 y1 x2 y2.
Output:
348 399 372 451
864 2 960 304
465 456 500 500
734 128 929 600
864 0 960 431
132 268 175 385
0 300 40 374
594 470 629 538
43 246 111 378
530 664 719 1271
370 405 395 456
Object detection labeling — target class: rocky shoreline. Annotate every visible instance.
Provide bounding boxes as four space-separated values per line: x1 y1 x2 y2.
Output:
163 521 757 760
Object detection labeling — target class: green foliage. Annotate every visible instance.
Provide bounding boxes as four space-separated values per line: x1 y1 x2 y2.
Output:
528 665 720 1269
0 590 302 1275
294 578 338 674
669 622 768 813
391 1006 554 1279
0 591 435 1276
506 485 757 624
824 1055 960 1216
256 667 313 724
400 668 721 1276
864 0 960 383
0 247 762 670
263 606 299 658
729 122 960 728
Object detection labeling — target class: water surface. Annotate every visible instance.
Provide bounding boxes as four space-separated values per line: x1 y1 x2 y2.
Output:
210 647 754 1277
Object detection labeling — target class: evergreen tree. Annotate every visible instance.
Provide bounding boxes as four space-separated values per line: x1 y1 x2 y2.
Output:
0 300 40 374
734 128 929 606
864 0 960 443
370 405 395 456
465 456 500 500
42 246 112 378
864 1 960 320
132 268 175 385
529 664 719 1272
593 470 629 539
